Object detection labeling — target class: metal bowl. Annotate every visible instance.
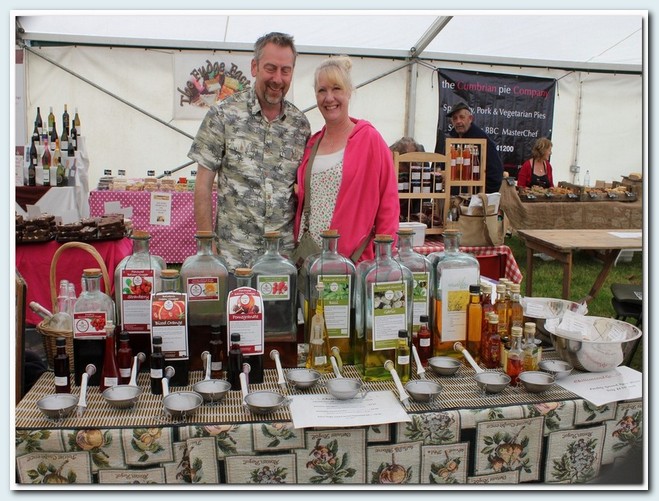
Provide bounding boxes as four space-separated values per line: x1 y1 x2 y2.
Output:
474 372 510 394
325 378 366 400
102 385 143 410
427 357 461 376
545 316 642 372
243 391 288 415
37 394 78 419
193 379 231 404
539 359 573 379
163 391 203 419
285 368 322 389
404 380 443 403
518 371 555 393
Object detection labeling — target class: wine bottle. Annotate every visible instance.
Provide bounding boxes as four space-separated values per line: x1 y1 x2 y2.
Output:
28 138 37 186
60 119 69 153
35 107 43 137
41 136 51 186
70 120 78 151
73 108 81 136
100 321 120 391
47 106 55 135
54 337 71 393
62 104 70 133
49 120 58 153
150 336 164 394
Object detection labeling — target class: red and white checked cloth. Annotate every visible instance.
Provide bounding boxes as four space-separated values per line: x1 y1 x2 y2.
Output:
414 238 523 284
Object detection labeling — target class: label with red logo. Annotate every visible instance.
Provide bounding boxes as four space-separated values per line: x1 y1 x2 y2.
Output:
227 287 264 355
186 276 220 301
73 312 107 339
121 269 154 332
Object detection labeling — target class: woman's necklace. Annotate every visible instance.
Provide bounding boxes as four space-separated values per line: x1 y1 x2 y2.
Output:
325 121 352 149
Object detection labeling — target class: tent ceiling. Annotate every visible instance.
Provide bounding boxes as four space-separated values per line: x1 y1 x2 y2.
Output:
16 11 643 73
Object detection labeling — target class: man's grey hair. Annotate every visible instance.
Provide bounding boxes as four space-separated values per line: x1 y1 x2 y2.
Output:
254 32 298 64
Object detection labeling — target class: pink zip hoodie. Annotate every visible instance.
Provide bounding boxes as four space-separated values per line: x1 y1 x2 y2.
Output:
294 118 400 263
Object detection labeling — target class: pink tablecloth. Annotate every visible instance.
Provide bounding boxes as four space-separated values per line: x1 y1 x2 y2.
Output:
16 238 133 326
414 238 523 284
89 190 217 264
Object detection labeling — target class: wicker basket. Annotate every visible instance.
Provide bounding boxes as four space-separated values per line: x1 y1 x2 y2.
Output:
36 241 111 370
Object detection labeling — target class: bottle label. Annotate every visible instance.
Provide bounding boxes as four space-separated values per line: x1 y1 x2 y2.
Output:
104 376 119 387
439 267 479 343
186 277 220 301
54 375 69 386
151 292 189 360
411 272 430 332
371 281 408 351
150 368 163 378
314 355 327 366
227 286 264 355
256 275 290 301
420 338 431 347
73 312 107 339
318 275 351 339
211 361 223 371
397 355 410 365
121 269 154 332
119 368 131 378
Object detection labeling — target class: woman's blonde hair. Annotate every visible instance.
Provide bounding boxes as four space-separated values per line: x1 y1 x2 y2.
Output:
314 56 354 94
532 137 553 159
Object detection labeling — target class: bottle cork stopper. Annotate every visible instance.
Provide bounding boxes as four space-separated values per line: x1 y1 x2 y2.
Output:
160 269 179 278
374 234 393 242
131 229 150 239
196 230 214 238
234 267 252 276
321 229 339 237
264 231 281 238
83 268 102 276
397 228 415 235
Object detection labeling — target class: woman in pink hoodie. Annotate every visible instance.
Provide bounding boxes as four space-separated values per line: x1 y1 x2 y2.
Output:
294 56 399 263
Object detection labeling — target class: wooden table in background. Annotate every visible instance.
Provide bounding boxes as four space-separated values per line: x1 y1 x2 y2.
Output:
517 229 643 303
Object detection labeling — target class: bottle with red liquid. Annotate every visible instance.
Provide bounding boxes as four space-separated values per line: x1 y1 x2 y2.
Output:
150 336 164 395
461 145 472 181
100 321 120 392
506 326 524 385
209 324 226 380
417 315 432 367
450 144 458 180
116 330 133 385
227 333 244 391
54 337 71 393
481 313 501 369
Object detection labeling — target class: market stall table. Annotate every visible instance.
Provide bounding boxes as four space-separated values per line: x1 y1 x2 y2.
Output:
15 186 89 221
14 358 641 485
414 238 523 283
16 238 132 325
517 229 643 303
89 190 218 264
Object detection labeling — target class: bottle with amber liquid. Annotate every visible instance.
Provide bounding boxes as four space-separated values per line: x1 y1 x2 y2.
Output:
417 315 432 367
494 283 510 336
209 324 226 380
54 337 71 393
506 326 524 386
150 336 164 394
509 283 524 333
456 145 464 180
481 313 501 369
116 331 133 385
394 330 411 383
523 322 542 371
466 284 483 364
100 321 120 392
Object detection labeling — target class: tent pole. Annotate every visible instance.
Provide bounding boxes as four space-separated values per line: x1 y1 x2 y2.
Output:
405 61 418 138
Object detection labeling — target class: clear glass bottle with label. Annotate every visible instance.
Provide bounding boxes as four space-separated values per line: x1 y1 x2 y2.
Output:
251 231 298 343
180 230 229 371
433 230 480 359
73 268 116 386
506 326 524 386
523 321 542 371
395 329 411 383
306 229 356 365
114 230 164 361
509 283 524 333
358 234 413 381
394 228 433 346
305 282 333 373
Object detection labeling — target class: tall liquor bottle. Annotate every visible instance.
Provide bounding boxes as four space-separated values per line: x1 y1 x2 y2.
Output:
358 234 413 381
466 284 483 363
433 229 479 358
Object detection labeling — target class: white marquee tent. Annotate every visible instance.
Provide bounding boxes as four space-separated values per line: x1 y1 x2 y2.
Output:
13 10 646 191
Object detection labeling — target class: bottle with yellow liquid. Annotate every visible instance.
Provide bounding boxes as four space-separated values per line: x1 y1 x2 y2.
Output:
305 283 333 373
433 230 479 358
523 321 542 371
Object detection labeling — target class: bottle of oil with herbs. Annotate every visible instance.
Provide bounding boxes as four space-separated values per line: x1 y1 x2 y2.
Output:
394 228 433 351
433 230 479 359
494 283 510 336
357 234 413 381
305 282 333 373
180 230 228 371
307 229 356 365
394 329 411 383
509 283 524 333
523 322 542 371
506 326 524 386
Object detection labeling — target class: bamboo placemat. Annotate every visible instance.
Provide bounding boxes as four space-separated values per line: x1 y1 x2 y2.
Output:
15 353 581 430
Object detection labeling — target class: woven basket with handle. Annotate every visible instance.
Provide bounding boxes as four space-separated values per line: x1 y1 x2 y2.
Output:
36 241 111 370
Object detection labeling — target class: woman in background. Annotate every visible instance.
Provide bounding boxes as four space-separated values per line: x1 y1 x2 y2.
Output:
517 137 554 189
294 56 399 263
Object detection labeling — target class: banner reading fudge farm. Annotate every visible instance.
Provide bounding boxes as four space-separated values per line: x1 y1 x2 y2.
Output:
436 68 556 169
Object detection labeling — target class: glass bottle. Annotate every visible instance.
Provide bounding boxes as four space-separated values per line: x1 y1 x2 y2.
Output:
417 314 432 367
506 326 524 386
481 313 501 369
35 106 43 137
187 170 197 192
456 145 464 180
41 136 51 186
433 230 480 358
461 145 472 181
228 268 264 384
523 322 542 371
450 143 458 180
73 268 116 386
151 269 189 386
466 284 483 364
509 283 524 333
54 337 71 394
394 228 433 348
307 229 356 365
209 324 225 380
395 329 411 383
180 230 229 371
28 137 37 186
100 320 120 392
115 230 164 360
55 141 67 187
47 106 55 135
358 234 413 381
480 283 495 341
227 333 243 391
305 282 332 373
150 335 164 395
472 145 481 181
116 330 133 385
251 231 298 343
494 283 510 337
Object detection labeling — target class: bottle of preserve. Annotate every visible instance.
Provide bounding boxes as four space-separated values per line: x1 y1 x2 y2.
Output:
209 324 225 380
151 269 189 386
150 336 164 394
117 330 133 385
100 320 120 392
417 314 432 367
54 337 71 394
227 333 243 391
